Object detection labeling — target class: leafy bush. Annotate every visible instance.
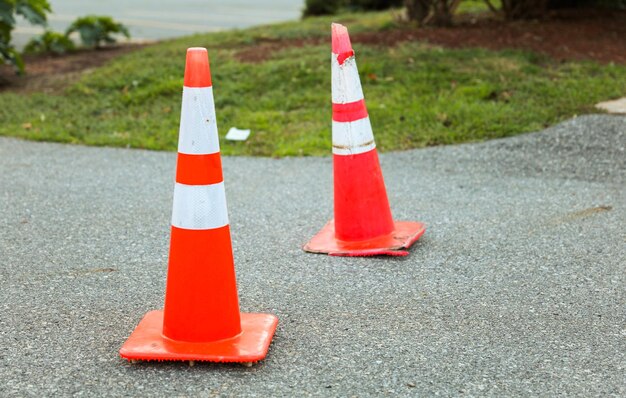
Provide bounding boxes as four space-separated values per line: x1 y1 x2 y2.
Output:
0 0 51 73
24 30 75 54
549 0 626 7
303 0 402 16
66 15 130 48
303 0 342 16
499 0 548 19
405 0 459 25
349 0 404 10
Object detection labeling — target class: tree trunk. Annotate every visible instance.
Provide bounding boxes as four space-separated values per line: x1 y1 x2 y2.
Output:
405 0 459 26
501 0 549 19
405 0 432 24
432 0 452 26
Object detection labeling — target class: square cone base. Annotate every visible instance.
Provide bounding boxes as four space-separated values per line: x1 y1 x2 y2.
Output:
303 220 425 257
119 310 278 363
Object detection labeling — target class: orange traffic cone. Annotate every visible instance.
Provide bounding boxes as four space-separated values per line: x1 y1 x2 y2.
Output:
304 24 426 257
120 48 278 363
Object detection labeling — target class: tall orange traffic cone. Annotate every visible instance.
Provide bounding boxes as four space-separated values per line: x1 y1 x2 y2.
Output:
120 48 278 363
303 24 426 257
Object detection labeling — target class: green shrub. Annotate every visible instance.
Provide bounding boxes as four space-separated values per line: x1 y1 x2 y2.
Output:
66 15 130 48
0 0 51 73
586 0 626 7
549 0 626 7
349 0 403 10
303 0 402 16
24 30 75 54
303 0 343 16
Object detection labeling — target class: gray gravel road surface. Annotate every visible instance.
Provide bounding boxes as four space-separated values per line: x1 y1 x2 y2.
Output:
0 115 624 396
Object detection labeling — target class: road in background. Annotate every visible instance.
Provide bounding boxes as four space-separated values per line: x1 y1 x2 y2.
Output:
13 0 304 48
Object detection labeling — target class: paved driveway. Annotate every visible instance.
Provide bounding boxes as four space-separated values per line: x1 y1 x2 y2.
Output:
0 115 624 396
14 0 304 48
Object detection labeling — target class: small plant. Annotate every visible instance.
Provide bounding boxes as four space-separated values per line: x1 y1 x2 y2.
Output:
66 15 130 48
303 0 342 16
0 0 51 73
24 31 75 54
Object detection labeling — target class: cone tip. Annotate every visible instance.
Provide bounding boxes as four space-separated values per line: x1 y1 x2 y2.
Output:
184 47 212 87
331 23 354 64
187 47 207 54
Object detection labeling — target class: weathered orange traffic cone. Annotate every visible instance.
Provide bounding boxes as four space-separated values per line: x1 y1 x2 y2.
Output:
303 24 426 257
119 48 278 363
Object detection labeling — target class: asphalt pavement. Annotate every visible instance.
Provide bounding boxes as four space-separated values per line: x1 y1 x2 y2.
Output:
0 115 624 396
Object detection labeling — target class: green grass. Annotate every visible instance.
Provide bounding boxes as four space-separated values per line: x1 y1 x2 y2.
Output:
457 0 500 14
1 10 625 156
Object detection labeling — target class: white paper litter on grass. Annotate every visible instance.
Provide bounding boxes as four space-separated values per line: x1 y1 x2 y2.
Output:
595 97 626 114
225 127 251 141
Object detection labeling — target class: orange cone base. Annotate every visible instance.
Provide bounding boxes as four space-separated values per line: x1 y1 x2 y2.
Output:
304 220 426 257
119 310 278 363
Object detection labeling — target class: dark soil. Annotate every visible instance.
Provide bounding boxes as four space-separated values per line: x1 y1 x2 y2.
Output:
406 9 626 64
237 8 626 64
0 44 144 94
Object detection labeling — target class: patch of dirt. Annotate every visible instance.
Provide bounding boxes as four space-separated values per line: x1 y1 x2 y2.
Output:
0 44 145 94
409 9 626 64
74 267 118 275
563 205 613 219
236 9 626 65
548 205 613 226
235 37 324 63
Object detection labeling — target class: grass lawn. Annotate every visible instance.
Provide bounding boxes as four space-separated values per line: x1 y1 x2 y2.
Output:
1 10 625 156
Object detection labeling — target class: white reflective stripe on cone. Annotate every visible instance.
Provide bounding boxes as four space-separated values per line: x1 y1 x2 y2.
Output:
177 86 220 155
331 54 364 104
332 117 376 156
171 182 229 230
